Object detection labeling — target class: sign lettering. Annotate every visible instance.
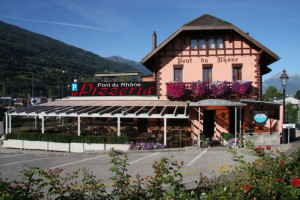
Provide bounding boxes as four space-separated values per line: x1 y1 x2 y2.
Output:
70 82 157 97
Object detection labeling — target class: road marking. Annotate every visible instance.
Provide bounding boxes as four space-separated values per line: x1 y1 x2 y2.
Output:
129 152 160 165
48 155 108 170
186 149 208 167
0 157 50 167
0 154 24 159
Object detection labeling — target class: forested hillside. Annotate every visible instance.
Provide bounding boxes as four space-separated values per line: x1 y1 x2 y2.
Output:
0 21 137 98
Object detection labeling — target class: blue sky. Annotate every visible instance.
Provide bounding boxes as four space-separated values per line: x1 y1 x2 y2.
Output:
0 0 299 80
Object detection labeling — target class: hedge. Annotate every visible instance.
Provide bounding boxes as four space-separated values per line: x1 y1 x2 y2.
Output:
107 136 129 144
4 133 123 144
223 132 234 141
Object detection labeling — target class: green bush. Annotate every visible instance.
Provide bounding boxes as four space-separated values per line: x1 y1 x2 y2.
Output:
223 132 234 141
83 135 105 144
70 135 85 143
107 136 129 144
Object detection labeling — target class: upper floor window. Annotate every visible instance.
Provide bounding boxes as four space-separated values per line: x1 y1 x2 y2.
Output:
199 39 206 49
190 39 197 50
203 65 212 83
232 65 242 81
208 38 215 49
174 66 183 82
217 38 224 48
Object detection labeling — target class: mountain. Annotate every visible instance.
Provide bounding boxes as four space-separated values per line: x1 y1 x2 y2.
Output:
262 72 300 96
106 56 151 75
0 20 138 98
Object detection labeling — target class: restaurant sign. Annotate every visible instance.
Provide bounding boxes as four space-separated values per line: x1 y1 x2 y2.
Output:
253 111 268 125
70 82 157 96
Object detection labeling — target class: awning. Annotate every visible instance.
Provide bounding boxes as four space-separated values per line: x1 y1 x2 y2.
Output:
189 99 247 107
241 99 282 106
8 100 189 119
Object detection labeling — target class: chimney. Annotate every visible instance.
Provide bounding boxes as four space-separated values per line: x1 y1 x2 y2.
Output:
152 31 157 50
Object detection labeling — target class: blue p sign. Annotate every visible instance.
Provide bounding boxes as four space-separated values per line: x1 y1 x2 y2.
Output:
71 83 78 91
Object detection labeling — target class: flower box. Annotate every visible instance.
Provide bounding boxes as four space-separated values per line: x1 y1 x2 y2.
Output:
190 81 207 96
231 80 251 95
209 81 229 96
167 82 186 98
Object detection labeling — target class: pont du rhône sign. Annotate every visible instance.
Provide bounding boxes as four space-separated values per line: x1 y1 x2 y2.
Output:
70 82 157 96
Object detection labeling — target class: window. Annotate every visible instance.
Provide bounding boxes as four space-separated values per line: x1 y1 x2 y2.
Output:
232 66 242 81
203 65 212 83
217 38 224 49
174 67 183 82
208 38 215 49
199 39 206 49
190 40 197 49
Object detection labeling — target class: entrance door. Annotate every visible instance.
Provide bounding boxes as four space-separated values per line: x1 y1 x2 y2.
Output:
203 110 215 138
138 118 148 133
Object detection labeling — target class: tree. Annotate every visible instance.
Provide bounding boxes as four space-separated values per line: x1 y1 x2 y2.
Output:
294 90 300 100
263 86 282 101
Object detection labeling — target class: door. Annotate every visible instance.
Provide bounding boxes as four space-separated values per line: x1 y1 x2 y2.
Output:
203 110 215 138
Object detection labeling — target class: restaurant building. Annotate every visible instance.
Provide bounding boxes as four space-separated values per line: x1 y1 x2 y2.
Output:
5 14 282 147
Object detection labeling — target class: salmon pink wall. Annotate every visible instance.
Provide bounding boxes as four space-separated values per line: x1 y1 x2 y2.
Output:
157 34 260 99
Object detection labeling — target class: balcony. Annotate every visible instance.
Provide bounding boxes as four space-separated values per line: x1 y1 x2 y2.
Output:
166 81 258 101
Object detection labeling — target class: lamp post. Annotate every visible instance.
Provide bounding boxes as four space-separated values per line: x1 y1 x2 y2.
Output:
280 69 289 124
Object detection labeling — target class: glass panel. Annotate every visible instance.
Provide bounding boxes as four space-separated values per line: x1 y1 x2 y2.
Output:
190 40 197 49
217 38 223 48
199 39 206 49
174 68 183 82
209 38 215 49
203 68 212 83
233 67 242 80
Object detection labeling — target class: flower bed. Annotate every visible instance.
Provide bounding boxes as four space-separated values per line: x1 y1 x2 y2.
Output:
231 80 251 94
209 81 229 96
167 82 186 98
190 81 207 96
126 141 166 150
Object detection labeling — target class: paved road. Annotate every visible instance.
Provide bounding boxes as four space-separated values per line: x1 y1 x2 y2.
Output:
0 143 299 190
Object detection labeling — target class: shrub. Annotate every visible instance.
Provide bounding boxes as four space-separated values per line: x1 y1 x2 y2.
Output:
84 135 105 144
167 82 186 98
223 132 234 141
107 136 129 144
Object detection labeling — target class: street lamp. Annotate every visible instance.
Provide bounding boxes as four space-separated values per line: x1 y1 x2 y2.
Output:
280 69 289 124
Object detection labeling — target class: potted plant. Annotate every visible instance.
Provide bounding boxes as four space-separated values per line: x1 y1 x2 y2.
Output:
167 82 186 98
209 81 229 96
231 80 251 95
190 81 207 96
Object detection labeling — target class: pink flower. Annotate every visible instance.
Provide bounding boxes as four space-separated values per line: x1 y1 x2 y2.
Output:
266 145 271 151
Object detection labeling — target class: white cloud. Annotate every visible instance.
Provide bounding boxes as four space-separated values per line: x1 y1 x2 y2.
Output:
0 15 113 32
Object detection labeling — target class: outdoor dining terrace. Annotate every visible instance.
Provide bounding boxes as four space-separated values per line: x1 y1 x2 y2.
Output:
166 80 258 100
9 116 192 148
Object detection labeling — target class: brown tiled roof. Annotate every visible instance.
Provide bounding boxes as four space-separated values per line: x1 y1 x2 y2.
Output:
183 14 232 26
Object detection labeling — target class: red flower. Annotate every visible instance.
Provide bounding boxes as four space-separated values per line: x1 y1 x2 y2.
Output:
291 178 300 188
280 161 285 165
266 145 271 151
243 184 252 192
254 146 265 156
277 178 284 183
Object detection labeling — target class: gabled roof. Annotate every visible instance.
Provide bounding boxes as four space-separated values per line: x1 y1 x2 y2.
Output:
142 14 279 73
184 14 232 26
